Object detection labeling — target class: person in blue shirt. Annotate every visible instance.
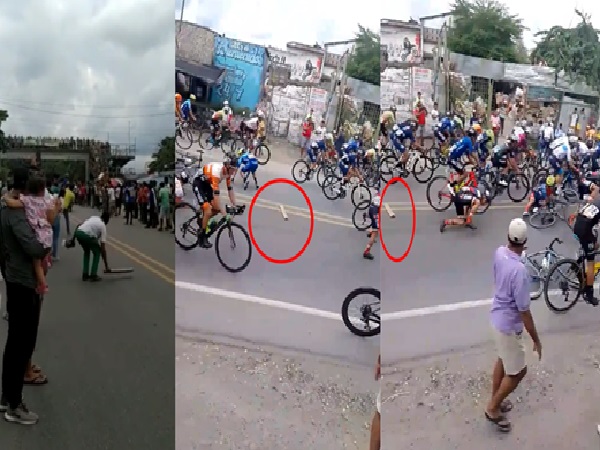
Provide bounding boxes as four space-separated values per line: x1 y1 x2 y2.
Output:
338 141 363 190
363 194 380 260
307 141 321 174
475 127 493 169
390 129 406 153
448 128 478 188
523 175 553 216
236 149 259 190
180 94 196 122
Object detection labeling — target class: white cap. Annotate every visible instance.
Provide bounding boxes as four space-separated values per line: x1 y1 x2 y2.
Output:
508 218 527 245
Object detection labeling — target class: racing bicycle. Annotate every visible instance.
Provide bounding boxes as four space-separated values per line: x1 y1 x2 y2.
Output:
175 200 252 273
341 287 380 337
521 237 565 300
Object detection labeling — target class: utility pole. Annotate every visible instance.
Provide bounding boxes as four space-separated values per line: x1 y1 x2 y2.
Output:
128 121 131 148
176 0 185 49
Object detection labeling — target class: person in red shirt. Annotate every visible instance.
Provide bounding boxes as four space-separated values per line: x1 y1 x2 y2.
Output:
414 102 427 146
299 115 313 158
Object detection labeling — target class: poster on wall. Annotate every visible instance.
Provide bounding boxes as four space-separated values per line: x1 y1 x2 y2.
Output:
308 88 328 120
412 67 433 103
269 49 322 84
211 36 266 110
381 29 421 64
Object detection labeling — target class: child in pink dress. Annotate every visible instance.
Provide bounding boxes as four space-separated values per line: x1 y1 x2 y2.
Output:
4 177 55 294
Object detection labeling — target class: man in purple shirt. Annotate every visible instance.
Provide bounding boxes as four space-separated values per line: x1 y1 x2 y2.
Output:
485 218 542 432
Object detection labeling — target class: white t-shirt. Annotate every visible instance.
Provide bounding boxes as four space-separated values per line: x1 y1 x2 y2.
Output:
543 125 554 141
107 187 115 201
243 118 258 130
115 186 121 199
430 109 440 121
79 216 107 243
312 126 327 141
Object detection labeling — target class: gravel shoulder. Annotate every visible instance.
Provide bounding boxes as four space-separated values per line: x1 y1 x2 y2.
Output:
176 335 378 450
382 322 600 449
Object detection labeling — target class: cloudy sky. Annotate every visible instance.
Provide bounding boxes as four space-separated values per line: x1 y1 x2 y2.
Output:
0 0 174 154
177 0 380 51
398 0 600 49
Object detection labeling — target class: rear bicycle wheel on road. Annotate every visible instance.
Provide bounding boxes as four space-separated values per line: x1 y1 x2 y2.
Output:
426 175 453 212
341 287 380 337
174 202 200 250
529 210 557 229
543 258 583 312
379 155 398 183
474 180 491 215
352 201 371 230
506 173 530 202
322 175 341 200
291 160 310 184
254 144 271 165
214 222 252 273
316 164 334 188
351 184 372 208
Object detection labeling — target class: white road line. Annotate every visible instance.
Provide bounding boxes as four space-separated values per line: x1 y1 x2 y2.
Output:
176 281 341 320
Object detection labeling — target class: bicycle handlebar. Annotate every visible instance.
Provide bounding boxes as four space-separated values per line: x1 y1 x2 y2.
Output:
548 237 563 250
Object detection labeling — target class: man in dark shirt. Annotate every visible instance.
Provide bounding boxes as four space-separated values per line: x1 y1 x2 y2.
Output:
0 168 48 425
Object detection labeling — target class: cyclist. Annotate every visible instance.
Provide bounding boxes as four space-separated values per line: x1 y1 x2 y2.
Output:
572 181 600 306
222 100 232 117
181 94 196 123
523 175 553 217
197 155 240 248
363 194 380 260
210 109 225 142
256 110 267 146
175 93 183 122
236 148 259 189
307 141 320 174
548 134 574 197
397 119 420 149
440 185 490 232
448 128 478 189
473 124 492 168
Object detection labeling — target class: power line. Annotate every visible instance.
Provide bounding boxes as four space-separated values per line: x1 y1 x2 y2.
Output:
0 98 171 109
0 101 172 118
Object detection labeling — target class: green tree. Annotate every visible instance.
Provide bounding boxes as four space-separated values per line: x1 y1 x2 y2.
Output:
0 109 8 153
447 0 525 63
531 9 600 89
346 25 380 86
148 136 175 173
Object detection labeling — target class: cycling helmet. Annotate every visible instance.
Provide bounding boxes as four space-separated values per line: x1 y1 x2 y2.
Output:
394 129 403 138
223 153 236 166
509 134 518 142
189 94 196 101
472 124 482 134
538 175 547 185
546 175 555 187
324 133 334 141
236 148 244 157
223 100 229 106
568 135 578 144
310 142 319 150
257 110 265 118
373 195 381 207
466 128 477 137
392 124 399 132
175 93 182 102
586 140 594 149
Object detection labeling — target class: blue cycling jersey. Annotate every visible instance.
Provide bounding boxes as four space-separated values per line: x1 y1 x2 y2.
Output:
181 100 191 118
439 117 453 133
449 136 474 159
397 121 414 142
315 140 326 151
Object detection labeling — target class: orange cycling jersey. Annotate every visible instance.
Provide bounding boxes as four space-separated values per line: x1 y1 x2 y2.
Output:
203 162 231 192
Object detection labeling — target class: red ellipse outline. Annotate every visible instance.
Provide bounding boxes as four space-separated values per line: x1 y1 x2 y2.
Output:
379 177 416 263
247 178 314 264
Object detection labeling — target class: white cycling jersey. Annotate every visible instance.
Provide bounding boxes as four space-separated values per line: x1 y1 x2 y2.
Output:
243 117 259 130
578 141 593 156
551 137 572 160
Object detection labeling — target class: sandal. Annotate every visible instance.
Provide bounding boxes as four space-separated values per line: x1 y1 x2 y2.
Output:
24 373 48 385
500 400 513 413
485 411 511 432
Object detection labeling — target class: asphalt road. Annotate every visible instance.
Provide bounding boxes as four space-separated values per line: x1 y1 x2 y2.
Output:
0 206 174 449
176 143 379 365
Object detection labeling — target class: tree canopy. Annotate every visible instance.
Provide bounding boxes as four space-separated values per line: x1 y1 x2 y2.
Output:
148 136 175 173
531 9 600 89
346 25 380 86
0 109 8 153
447 0 526 63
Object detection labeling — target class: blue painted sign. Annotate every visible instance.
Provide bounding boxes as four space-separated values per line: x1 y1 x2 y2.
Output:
211 36 265 110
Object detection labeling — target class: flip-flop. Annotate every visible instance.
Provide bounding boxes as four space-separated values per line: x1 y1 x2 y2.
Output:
485 412 511 432
24 373 48 385
500 400 513 413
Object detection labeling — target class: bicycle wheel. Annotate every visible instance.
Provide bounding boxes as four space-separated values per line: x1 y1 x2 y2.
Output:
379 155 397 182
474 180 491 215
254 144 271 165
351 183 372 208
352 201 371 230
322 175 341 200
214 222 252 273
426 175 453 211
529 210 557 229
543 258 583 312
506 173 530 202
291 160 310 184
523 256 543 300
176 127 193 150
412 154 434 183
174 202 200 250
341 287 380 337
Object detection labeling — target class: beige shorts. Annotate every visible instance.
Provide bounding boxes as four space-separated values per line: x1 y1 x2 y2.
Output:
491 326 526 375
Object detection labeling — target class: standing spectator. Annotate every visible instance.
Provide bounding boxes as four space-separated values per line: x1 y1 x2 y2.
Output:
138 183 148 224
413 91 423 108
299 116 313 158
555 123 565 139
430 102 440 123
0 168 49 425
45 181 62 262
157 182 170 231
62 184 75 235
114 183 122 216
123 182 136 225
146 181 158 229
414 103 427 146
107 183 115 216
569 108 579 134
485 218 541 432
499 101 508 136
491 110 501 144
312 119 327 142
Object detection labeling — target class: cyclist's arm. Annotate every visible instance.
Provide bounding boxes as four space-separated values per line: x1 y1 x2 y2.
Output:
226 176 236 207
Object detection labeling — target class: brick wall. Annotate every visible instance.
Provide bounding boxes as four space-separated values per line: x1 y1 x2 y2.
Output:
175 20 214 66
